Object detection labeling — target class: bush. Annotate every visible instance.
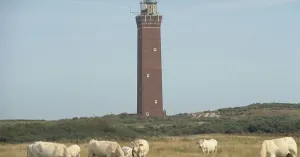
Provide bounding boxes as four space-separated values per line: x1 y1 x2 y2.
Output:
1 103 300 143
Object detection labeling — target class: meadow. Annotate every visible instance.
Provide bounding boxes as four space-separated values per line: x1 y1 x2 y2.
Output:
1 134 300 157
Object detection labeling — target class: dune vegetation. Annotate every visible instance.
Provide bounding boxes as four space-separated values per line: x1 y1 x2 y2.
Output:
1 103 300 143
1 103 300 156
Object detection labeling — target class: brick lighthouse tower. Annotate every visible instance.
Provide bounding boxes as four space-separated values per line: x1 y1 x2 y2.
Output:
136 0 164 117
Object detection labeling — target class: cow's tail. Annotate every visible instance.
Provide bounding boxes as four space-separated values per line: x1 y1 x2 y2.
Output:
287 137 297 157
259 142 267 157
215 140 218 153
63 146 70 157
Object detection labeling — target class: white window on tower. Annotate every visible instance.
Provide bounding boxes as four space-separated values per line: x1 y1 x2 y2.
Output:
146 112 149 116
153 48 157 52
146 74 150 78
155 100 158 104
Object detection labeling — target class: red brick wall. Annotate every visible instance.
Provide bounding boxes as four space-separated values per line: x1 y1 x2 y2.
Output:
136 15 164 117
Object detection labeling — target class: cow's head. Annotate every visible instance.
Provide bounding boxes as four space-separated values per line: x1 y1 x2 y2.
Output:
196 139 204 149
131 142 145 157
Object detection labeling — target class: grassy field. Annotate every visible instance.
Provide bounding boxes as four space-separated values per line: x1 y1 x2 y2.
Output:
1 134 300 157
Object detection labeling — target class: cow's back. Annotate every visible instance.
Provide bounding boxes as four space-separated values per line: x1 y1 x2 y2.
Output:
89 140 110 156
204 139 217 148
210 139 218 146
67 144 80 157
33 141 69 157
263 137 297 156
273 137 292 152
285 137 297 147
89 140 124 156
263 139 284 154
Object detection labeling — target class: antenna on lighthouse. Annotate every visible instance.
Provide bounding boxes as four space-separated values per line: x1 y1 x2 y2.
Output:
129 0 141 15
129 5 139 15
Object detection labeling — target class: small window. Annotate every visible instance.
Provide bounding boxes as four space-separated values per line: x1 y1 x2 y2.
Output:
153 48 157 52
154 100 158 104
153 5 157 13
146 112 149 116
146 74 150 78
148 5 152 14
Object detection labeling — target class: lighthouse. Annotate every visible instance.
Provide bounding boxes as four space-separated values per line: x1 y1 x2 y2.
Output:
136 0 164 117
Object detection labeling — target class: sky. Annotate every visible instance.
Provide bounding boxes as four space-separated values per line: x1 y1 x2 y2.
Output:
0 0 300 120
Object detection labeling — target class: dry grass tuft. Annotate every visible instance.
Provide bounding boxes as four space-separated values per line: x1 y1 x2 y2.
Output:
1 134 300 157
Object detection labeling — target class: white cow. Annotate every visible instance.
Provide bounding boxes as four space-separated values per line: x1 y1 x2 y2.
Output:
131 139 149 157
31 141 71 157
67 144 81 157
259 137 297 157
196 138 218 154
122 146 132 157
88 139 125 157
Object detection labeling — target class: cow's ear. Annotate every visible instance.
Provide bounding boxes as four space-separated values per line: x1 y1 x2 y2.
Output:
139 144 143 146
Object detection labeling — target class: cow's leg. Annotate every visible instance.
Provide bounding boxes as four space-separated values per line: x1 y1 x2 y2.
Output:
77 153 80 157
289 153 297 157
288 149 297 157
31 152 39 157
